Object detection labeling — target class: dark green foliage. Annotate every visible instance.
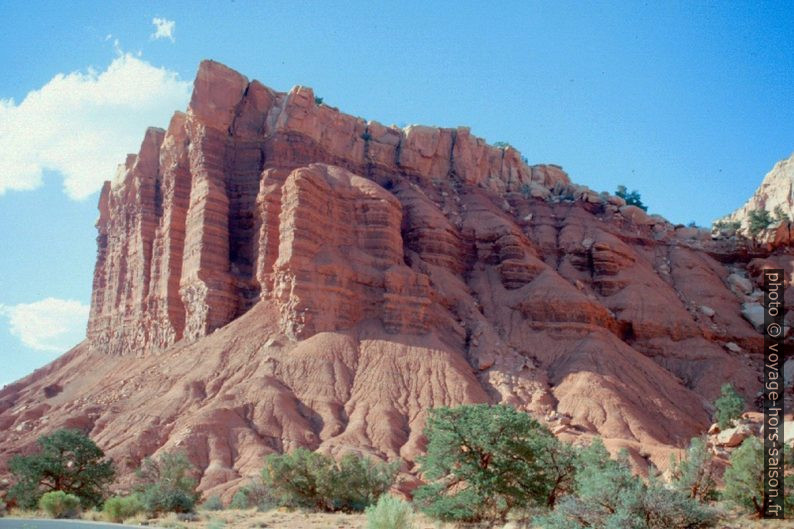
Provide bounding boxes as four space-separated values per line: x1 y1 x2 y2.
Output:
103 494 144 523
493 141 511 149
201 494 224 511
262 448 398 512
688 221 698 228
39 490 81 519
615 184 648 211
722 437 794 516
668 437 717 501
361 130 372 141
773 205 790 223
713 383 744 429
314 96 324 105
413 404 576 523
7 429 115 509
136 451 199 514
534 439 716 529
747 208 773 236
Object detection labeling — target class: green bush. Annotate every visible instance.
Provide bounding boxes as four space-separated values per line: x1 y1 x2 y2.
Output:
713 383 744 429
229 489 250 509
748 208 773 236
39 490 81 519
534 439 715 529
262 448 398 512
229 478 276 511
103 494 144 523
774 205 790 223
413 404 575 523
8 429 115 509
615 184 648 211
365 494 413 529
135 451 199 514
712 219 741 234
0 497 6 516
668 437 717 501
201 494 224 511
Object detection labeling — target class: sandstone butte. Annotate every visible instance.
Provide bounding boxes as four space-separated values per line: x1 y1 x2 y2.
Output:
0 60 791 499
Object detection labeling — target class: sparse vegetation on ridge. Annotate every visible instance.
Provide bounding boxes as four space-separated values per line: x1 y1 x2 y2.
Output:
615 184 648 211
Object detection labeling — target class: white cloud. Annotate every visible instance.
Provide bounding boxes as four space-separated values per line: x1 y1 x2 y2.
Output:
151 17 176 42
0 53 191 199
0 298 90 353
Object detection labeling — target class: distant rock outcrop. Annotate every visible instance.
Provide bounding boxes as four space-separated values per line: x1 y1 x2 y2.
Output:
1 60 788 498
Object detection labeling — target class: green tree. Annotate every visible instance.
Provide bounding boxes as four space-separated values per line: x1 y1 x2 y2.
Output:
413 404 575 523
535 439 715 529
668 437 717 501
7 429 115 509
262 448 397 512
722 437 794 516
747 208 773 236
713 383 744 429
136 451 199 514
615 185 648 211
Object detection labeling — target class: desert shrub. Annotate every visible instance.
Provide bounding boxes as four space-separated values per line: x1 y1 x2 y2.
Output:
0 497 6 516
201 494 224 511
748 208 773 236
713 383 744 429
534 439 715 529
229 490 250 509
229 478 275 511
103 494 144 523
39 490 81 519
413 404 576 523
493 141 511 149
136 451 199 514
8 429 115 509
669 437 718 501
314 96 324 105
712 219 742 234
365 494 413 529
262 448 397 512
615 184 648 211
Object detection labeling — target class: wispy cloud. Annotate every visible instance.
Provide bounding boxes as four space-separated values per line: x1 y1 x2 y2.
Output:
151 17 176 42
0 53 191 199
0 298 90 353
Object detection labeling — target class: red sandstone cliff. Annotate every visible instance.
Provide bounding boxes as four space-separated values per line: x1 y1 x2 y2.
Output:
0 60 787 497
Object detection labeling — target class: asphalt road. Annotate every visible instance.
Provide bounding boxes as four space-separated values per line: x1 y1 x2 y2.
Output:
0 519 158 529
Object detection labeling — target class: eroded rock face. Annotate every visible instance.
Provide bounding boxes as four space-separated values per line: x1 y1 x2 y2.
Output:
1 60 787 497
718 153 794 241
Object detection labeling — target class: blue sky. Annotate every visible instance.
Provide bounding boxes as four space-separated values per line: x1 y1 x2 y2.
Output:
1 1 792 386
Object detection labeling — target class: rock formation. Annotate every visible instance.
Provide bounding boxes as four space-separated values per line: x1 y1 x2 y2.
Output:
0 60 789 498
717 153 794 243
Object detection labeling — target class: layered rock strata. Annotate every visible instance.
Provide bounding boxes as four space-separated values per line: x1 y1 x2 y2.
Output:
2 60 789 498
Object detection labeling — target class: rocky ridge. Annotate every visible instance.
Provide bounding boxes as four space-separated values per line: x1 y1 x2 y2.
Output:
0 60 791 498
